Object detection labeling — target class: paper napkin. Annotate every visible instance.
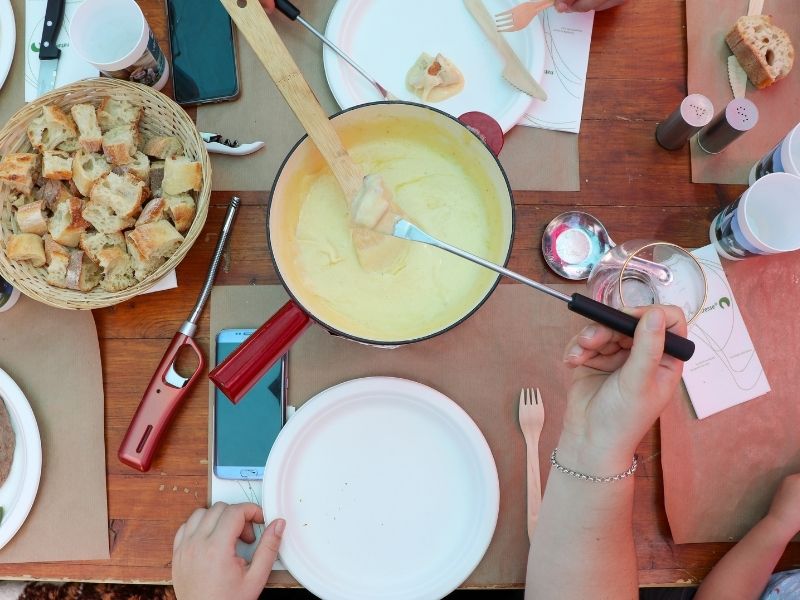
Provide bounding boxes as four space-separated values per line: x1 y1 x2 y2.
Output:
682 245 771 419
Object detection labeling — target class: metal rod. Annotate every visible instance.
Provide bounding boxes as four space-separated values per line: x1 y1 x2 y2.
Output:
187 197 241 326
393 219 573 303
296 15 390 99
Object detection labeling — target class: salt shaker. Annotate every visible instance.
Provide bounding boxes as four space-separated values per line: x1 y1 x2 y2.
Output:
697 98 759 154
655 94 714 150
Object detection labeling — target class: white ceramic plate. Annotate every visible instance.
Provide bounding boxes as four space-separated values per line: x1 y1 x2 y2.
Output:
323 0 545 133
263 377 499 600
0 367 42 550
0 0 14 90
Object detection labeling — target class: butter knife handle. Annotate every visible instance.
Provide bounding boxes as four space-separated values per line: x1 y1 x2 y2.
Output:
463 0 517 63
39 0 66 60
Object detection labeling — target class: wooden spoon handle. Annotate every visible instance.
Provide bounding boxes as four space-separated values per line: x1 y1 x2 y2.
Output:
219 0 363 200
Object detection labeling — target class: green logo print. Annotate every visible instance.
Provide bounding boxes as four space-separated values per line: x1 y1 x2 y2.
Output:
718 297 731 309
30 42 39 53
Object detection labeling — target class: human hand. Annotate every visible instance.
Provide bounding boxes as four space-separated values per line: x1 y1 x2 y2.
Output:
555 0 627 13
259 0 275 13
172 502 285 600
768 473 800 535
558 306 686 475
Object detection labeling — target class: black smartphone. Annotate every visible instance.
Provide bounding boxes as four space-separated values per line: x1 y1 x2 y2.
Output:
213 329 287 480
166 0 240 106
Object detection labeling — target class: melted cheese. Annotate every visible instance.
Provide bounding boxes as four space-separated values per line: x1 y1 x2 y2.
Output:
279 119 506 342
406 53 465 103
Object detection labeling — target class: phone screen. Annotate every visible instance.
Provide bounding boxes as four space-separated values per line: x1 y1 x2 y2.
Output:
214 331 285 479
167 0 239 105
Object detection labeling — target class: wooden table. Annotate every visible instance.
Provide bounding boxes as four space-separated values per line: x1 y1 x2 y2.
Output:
1 0 798 589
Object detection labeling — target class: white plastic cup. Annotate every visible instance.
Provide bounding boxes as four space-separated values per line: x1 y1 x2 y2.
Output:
70 0 169 90
710 172 800 261
0 277 20 313
749 122 800 184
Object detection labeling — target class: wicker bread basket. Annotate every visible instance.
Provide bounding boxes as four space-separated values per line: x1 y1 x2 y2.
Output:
0 78 211 309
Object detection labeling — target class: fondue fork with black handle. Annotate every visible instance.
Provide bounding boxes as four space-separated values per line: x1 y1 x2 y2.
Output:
390 218 695 361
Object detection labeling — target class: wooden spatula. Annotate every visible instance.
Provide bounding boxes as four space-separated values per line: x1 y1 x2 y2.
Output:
219 0 405 269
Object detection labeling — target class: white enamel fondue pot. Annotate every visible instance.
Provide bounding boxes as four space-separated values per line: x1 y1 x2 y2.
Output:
210 102 514 403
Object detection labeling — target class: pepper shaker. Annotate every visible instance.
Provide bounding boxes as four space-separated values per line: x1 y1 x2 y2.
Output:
697 98 759 154
656 94 714 150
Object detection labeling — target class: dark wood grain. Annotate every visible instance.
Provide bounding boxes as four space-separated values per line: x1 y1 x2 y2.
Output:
2 0 798 590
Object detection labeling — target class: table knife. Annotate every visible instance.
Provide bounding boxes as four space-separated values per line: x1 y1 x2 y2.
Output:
37 0 66 97
463 0 547 101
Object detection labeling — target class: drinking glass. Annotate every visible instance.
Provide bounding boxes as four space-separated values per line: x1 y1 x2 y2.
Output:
586 240 707 324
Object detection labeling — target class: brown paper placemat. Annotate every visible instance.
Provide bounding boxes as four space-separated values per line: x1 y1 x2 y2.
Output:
197 2 579 193
687 0 800 184
210 283 584 586
661 251 800 543
0 296 108 562
0 0 26 124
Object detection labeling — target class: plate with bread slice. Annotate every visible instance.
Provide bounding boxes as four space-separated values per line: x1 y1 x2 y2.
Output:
0 367 41 551
0 0 14 91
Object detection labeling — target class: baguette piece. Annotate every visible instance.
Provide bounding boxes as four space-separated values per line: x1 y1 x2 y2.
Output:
143 136 184 159
163 156 202 195
70 104 103 153
34 178 70 211
102 125 139 165
163 193 196 233
726 15 795 89
136 197 167 227
0 153 39 194
7 233 45 267
113 151 150 183
72 150 111 196
97 246 136 292
127 220 184 262
65 250 102 291
82 201 133 234
90 171 147 219
15 200 48 235
49 197 89 247
97 98 143 132
42 150 73 180
79 231 126 263
126 230 166 281
149 160 165 197
26 106 78 151
44 235 69 287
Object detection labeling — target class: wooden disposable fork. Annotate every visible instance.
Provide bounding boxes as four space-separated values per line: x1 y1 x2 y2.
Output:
519 387 545 543
495 1 555 33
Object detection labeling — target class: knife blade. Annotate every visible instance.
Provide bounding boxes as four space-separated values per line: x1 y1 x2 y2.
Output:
463 0 547 101
37 0 66 97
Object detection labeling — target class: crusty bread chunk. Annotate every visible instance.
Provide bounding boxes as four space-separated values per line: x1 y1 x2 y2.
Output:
97 98 143 132
102 125 139 165
97 246 136 292
163 156 202 195
727 15 795 89
44 235 70 287
82 201 132 234
79 231 125 263
136 197 167 227
43 150 73 180
149 160 165 197
163 193 196 233
143 136 184 159
65 249 102 291
126 230 166 281
15 200 48 235
127 220 183 263
0 153 39 194
70 104 102 153
72 150 112 196
49 197 89 247
7 233 45 267
26 106 78 152
113 151 150 183
90 171 146 219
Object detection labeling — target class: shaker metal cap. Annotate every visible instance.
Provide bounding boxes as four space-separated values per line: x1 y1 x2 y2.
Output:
680 94 714 127
725 98 759 131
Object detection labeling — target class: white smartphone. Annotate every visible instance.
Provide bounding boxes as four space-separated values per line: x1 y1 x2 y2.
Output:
213 329 287 480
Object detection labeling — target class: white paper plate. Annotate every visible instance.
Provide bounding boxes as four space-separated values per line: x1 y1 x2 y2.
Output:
0 367 42 550
0 0 15 90
263 377 499 600
323 0 545 133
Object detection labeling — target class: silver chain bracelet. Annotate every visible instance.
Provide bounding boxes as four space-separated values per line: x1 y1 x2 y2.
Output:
550 448 638 483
